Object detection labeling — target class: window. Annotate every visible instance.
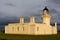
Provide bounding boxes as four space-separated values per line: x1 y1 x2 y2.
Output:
17 27 19 31
12 27 14 31
23 27 24 31
37 27 39 31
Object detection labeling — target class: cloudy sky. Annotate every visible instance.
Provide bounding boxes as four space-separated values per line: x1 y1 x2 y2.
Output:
0 0 60 24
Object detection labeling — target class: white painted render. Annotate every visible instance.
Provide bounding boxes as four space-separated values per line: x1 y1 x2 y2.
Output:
5 7 57 35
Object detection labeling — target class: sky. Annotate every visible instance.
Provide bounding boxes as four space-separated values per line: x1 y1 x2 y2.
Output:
0 0 60 24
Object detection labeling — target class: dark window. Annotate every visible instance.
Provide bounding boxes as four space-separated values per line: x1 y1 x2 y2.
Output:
12 27 14 31
23 27 24 31
37 27 39 31
18 27 19 31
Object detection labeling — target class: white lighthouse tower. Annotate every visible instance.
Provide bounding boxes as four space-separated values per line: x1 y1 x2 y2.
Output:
42 6 51 25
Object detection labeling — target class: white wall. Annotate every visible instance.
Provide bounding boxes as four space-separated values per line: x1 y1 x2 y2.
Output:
5 23 57 35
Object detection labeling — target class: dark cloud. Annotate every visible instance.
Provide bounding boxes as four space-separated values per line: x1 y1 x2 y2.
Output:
49 0 60 4
0 0 60 23
4 3 15 7
49 8 59 14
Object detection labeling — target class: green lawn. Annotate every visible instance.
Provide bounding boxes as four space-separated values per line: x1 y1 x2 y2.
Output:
0 32 60 40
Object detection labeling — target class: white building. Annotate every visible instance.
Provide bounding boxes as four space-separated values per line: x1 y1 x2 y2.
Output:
5 7 57 35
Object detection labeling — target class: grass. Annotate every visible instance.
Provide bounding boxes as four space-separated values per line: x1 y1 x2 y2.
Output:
0 32 60 40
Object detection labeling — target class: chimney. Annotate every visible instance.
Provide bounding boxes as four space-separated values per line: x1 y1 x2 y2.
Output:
20 16 24 23
30 16 35 23
55 22 57 27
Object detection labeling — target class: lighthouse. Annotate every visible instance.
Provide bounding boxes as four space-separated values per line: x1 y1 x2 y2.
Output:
42 6 51 25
